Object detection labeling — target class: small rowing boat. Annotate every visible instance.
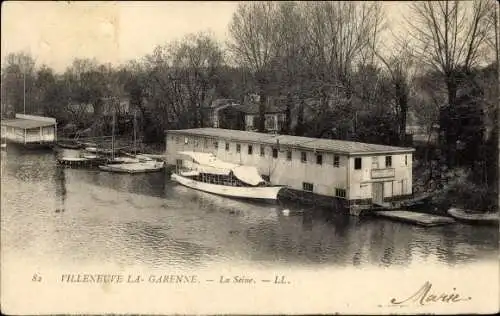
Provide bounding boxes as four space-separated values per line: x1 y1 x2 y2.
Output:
447 208 499 226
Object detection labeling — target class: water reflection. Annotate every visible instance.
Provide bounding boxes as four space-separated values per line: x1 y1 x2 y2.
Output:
120 221 220 268
0 148 498 271
54 166 67 212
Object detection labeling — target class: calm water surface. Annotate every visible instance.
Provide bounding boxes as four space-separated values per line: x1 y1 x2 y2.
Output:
1 147 498 271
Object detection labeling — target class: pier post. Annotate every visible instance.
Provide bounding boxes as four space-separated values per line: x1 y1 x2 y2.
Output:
349 205 364 217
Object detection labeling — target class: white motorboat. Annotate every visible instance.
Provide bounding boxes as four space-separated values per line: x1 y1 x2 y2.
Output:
171 151 284 201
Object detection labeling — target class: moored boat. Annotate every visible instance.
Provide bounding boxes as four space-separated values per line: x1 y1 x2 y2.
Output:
447 208 499 225
98 160 165 174
57 156 96 167
56 141 83 150
58 152 114 168
171 151 284 201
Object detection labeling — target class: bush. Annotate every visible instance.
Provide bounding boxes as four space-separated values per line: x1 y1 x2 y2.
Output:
434 168 497 212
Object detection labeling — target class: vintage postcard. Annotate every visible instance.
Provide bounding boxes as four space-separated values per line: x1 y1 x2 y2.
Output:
1 1 499 314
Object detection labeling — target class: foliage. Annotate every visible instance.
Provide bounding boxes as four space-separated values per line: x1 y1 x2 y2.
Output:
0 2 496 192
433 168 498 212
405 0 495 167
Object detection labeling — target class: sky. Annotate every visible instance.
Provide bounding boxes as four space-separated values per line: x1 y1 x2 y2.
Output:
1 1 408 73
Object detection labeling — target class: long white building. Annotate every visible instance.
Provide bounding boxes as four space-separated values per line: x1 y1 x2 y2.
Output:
165 128 415 211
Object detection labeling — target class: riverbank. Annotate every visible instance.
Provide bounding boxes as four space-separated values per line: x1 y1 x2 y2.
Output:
57 134 497 216
411 163 498 216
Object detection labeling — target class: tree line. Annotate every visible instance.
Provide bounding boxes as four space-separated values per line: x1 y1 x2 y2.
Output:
1 1 498 181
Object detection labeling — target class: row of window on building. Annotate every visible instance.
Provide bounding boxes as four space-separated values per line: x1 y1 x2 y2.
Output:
302 181 346 198
172 135 408 169
173 135 345 167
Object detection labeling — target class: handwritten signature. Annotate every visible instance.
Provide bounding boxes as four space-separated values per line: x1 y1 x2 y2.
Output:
390 281 472 306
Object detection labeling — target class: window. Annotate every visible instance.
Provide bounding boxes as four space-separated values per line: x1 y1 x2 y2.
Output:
335 188 346 198
225 142 230 151
175 136 179 144
214 140 218 149
354 157 362 170
385 156 392 167
176 159 183 169
265 115 277 131
248 145 253 155
301 152 307 163
405 155 408 166
272 148 278 158
194 138 199 147
316 154 323 165
184 137 189 144
252 116 258 128
303 182 314 192
260 145 265 157
203 138 208 148
286 151 292 161
372 156 379 169
333 155 340 167
236 144 241 153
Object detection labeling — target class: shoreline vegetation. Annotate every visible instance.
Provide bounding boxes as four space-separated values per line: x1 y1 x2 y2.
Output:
3 2 498 214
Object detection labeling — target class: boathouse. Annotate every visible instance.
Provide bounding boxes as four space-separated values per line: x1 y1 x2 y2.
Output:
1 114 57 146
165 128 415 210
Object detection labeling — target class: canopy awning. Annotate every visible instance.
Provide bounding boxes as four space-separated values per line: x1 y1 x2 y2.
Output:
178 151 265 186
232 165 265 186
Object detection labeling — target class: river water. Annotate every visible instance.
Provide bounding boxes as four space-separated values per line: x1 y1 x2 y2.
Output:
1 147 498 272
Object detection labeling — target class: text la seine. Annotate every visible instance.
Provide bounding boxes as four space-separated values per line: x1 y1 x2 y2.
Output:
60 274 289 284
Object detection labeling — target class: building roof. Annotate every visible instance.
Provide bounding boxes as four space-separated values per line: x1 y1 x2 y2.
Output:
1 118 56 129
202 98 239 109
167 128 415 155
233 102 286 114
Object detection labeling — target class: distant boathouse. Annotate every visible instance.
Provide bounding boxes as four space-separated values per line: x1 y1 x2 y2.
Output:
165 128 415 211
1 114 57 147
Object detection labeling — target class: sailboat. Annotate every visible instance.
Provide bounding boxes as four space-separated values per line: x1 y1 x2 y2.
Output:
171 151 284 201
98 110 164 173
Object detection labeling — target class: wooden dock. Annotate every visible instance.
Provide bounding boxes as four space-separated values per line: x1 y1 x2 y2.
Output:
374 210 456 227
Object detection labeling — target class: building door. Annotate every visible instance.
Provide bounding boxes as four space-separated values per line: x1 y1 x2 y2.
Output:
402 179 408 195
372 182 384 206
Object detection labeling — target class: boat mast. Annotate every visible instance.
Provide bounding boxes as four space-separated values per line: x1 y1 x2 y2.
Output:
133 110 137 155
23 71 26 114
112 105 115 160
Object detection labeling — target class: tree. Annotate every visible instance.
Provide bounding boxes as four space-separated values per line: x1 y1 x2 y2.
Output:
171 33 225 128
228 1 281 132
302 1 384 94
1 51 36 114
272 1 308 134
300 1 385 138
405 0 495 166
34 65 68 118
139 33 224 138
375 41 416 145
63 58 108 115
